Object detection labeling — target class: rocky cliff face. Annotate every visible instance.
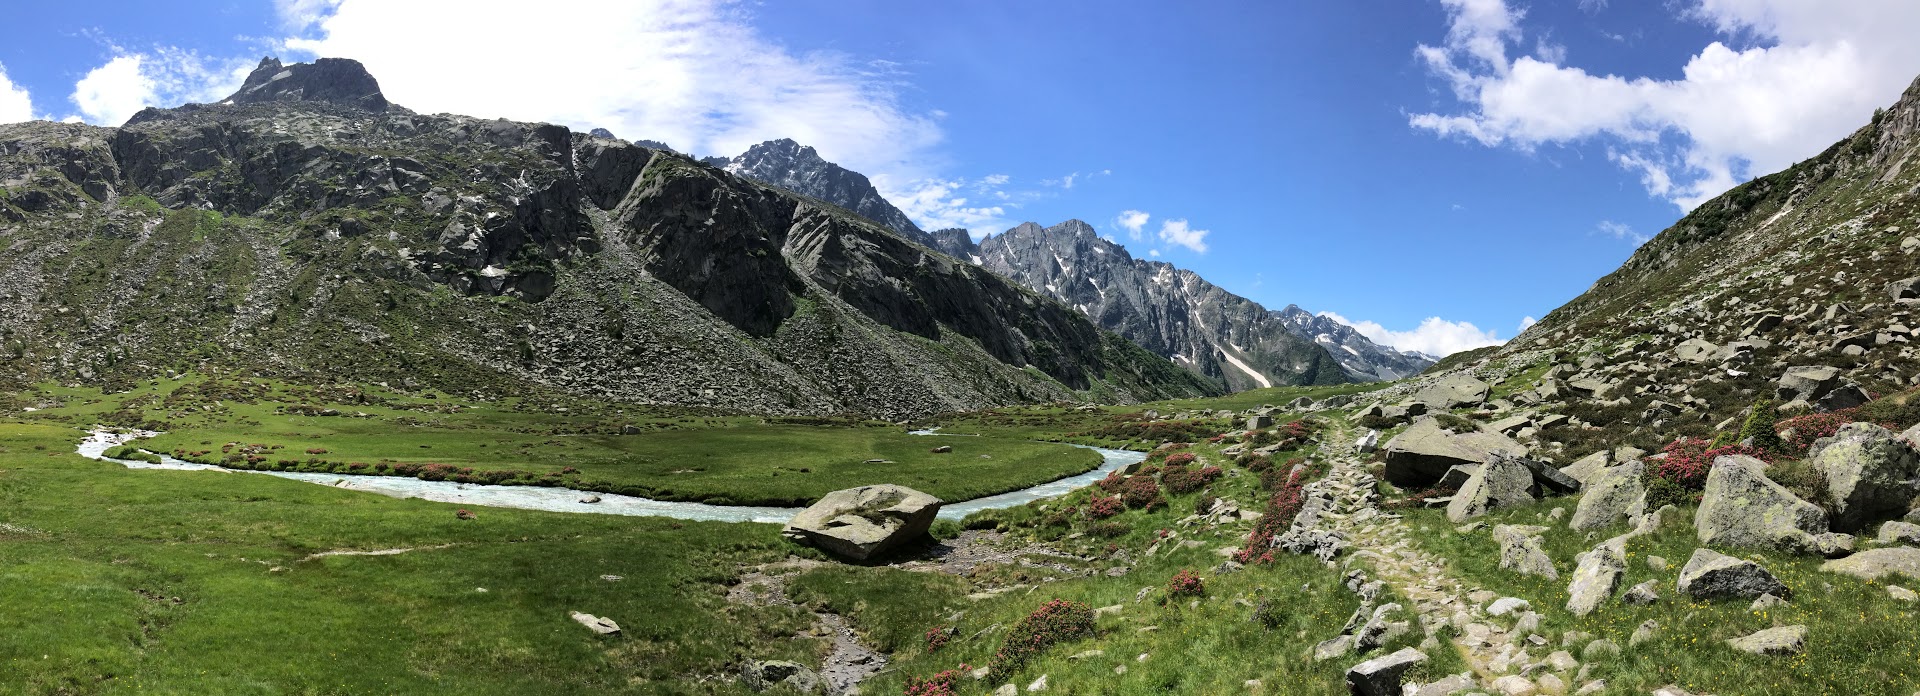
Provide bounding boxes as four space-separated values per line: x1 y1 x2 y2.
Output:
1274 305 1438 381
0 58 1219 417
717 139 940 249
960 220 1363 391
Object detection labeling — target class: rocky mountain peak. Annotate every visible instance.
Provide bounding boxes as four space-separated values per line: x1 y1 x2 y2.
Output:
222 56 392 113
723 138 935 247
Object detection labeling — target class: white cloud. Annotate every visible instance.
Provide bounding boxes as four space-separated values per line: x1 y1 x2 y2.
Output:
979 173 1010 186
0 63 33 124
68 49 252 126
283 0 942 190
1115 210 1150 240
1319 311 1507 357
886 176 1008 236
1411 0 1920 209
1517 316 1538 332
1156 218 1209 254
1596 219 1649 244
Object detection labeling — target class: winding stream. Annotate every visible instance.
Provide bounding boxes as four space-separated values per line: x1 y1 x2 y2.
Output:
77 430 1143 524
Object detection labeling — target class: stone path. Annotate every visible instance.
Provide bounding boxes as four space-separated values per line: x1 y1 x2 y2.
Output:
728 558 887 695
1291 429 1604 695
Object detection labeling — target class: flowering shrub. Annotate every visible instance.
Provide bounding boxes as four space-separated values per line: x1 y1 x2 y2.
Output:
1656 437 1771 491
1095 470 1126 493
904 664 970 696
1088 521 1129 538
1775 408 1891 456
1238 466 1310 564
1163 452 1198 467
1119 475 1165 510
1065 416 1221 444
1162 464 1224 494
1086 493 1125 519
925 625 953 653
1166 569 1205 597
988 599 1095 678
455 509 476 520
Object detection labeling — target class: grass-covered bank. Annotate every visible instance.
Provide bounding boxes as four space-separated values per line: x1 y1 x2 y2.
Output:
0 421 827 694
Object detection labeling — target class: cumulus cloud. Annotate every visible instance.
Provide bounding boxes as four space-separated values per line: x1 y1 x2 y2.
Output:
887 177 1008 236
1410 0 1920 209
68 49 252 126
1319 311 1507 357
1115 210 1150 240
1156 218 1209 254
283 0 942 191
1518 316 1538 332
0 63 33 124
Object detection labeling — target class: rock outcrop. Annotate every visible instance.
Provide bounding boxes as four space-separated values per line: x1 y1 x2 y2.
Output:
1383 417 1525 487
1677 548 1791 600
1807 423 1920 531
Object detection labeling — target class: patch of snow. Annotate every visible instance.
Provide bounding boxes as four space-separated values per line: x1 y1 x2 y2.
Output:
1218 349 1272 389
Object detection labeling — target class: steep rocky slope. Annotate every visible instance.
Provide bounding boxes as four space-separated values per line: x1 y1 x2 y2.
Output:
1372 73 1920 463
0 57 1219 417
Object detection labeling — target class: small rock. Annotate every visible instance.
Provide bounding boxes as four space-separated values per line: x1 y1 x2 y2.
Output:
1490 674 1538 695
1487 597 1531 616
1623 579 1660 605
1749 593 1786 611
1581 639 1620 662
1026 674 1048 691
1344 647 1427 696
569 611 620 635
1726 625 1808 656
1889 585 1919 602
993 685 1017 696
1646 555 1668 572
1629 620 1659 647
1677 548 1790 600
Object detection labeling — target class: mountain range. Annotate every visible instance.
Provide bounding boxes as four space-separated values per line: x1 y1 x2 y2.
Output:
0 57 1220 418
712 141 1436 391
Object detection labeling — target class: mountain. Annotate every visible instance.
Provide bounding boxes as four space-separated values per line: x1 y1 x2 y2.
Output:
959 220 1427 391
0 57 1220 418
715 139 942 249
1272 305 1438 380
1387 73 1920 462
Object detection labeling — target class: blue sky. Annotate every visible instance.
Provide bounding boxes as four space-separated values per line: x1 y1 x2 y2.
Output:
3 1 1918 357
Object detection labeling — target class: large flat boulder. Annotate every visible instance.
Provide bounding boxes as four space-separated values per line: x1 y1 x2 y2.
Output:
1413 374 1490 411
1696 455 1829 554
781 484 943 561
1448 452 1540 523
1808 423 1920 531
1677 548 1790 600
1383 417 1523 487
1821 547 1920 582
1776 365 1842 403
1345 647 1426 696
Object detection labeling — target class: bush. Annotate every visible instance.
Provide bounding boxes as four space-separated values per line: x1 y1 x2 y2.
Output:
904 664 970 696
1087 521 1129 538
1251 598 1284 630
1120 475 1164 510
1653 437 1770 491
1094 469 1126 493
1195 494 1218 516
1162 463 1223 495
1163 452 1197 467
1165 569 1205 597
929 519 963 540
1238 466 1312 564
988 599 1095 678
1736 399 1786 453
1086 494 1124 519
925 625 954 653
1776 408 1892 456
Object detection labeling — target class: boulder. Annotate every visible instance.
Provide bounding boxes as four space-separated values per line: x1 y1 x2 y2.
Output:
1559 450 1614 487
1821 546 1920 582
1448 453 1540 522
1623 579 1660 605
741 660 823 693
1814 382 1871 412
1565 540 1626 616
1495 524 1559 579
1436 464 1478 491
1726 625 1807 656
1696 455 1829 554
1489 414 1533 435
1677 548 1790 600
1570 460 1647 531
1882 521 1920 545
1247 414 1274 430
1345 647 1426 696
1382 417 1524 487
782 484 943 561
1414 374 1491 410
1674 338 1721 364
1807 423 1920 531
1355 429 1381 453
1888 276 1920 302
1776 365 1843 403
1514 455 1582 494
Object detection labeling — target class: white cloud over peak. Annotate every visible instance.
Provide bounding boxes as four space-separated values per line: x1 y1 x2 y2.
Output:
68 49 252 126
1596 219 1649 244
0 63 33 124
1115 210 1150 240
1411 0 1920 209
884 176 1008 236
1319 311 1507 357
283 0 942 189
1156 218 1209 254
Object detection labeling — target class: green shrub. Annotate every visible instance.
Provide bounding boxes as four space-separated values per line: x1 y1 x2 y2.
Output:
988 599 1095 678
